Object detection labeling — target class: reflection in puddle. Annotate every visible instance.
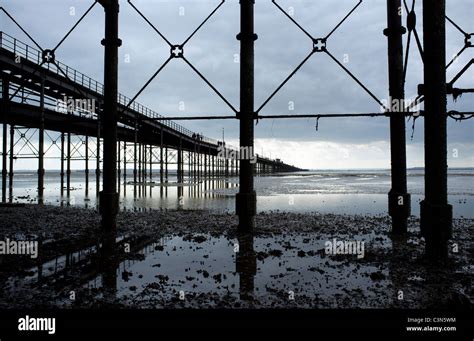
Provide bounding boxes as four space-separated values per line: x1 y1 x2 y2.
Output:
8 170 474 218
4 233 394 308
2 212 470 309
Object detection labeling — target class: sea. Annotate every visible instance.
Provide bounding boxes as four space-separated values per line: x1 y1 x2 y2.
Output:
3 168 473 218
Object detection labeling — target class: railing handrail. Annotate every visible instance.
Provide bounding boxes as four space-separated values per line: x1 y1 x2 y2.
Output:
0 31 221 147
0 31 295 165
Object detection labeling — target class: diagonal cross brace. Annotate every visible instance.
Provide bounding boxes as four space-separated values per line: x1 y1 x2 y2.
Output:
258 0 386 114
1 4 99 102
125 0 237 114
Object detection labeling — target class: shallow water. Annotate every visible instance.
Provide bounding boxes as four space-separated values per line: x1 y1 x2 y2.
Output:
4 231 396 308
91 234 390 306
2 206 471 309
3 168 474 218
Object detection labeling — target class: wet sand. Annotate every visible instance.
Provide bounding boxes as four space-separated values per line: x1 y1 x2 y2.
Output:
0 205 472 309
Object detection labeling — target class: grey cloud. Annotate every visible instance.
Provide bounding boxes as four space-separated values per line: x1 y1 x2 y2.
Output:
1 0 472 147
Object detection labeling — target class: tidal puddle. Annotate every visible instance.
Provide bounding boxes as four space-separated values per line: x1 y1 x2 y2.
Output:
2 232 394 308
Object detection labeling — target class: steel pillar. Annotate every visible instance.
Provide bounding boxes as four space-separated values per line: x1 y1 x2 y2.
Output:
143 144 147 181
99 0 120 232
160 129 164 184
1 78 9 203
123 141 127 189
212 154 215 178
188 151 191 179
67 133 71 198
138 142 142 185
193 146 196 179
197 146 201 178
134 125 137 197
117 139 121 194
141 143 144 184
1 121 6 204
165 147 168 181
149 144 153 183
8 124 13 202
236 0 257 232
200 152 203 178
85 136 89 197
385 0 410 234
96 124 101 196
141 143 145 196
60 132 65 197
38 74 45 204
178 140 182 183
143 144 146 182
420 0 452 260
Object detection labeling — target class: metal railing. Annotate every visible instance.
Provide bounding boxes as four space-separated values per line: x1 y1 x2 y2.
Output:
0 30 220 146
0 25 299 165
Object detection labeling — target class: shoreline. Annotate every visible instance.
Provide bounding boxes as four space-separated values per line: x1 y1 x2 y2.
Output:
0 205 472 309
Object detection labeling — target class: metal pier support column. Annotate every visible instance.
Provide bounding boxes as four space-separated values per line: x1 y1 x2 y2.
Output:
197 150 200 179
178 139 183 183
149 145 153 197
1 78 9 203
198 146 201 178
236 0 257 232
201 150 204 178
1 121 6 204
420 0 452 260
85 136 89 197
188 151 191 179
117 139 121 194
8 124 13 202
212 154 215 178
139 143 143 185
165 147 168 181
143 144 146 182
123 141 127 194
99 0 121 232
142 144 146 197
192 146 196 179
144 144 147 181
160 129 164 184
38 74 45 204
96 123 101 197
67 133 71 198
133 124 137 196
60 133 65 197
181 147 184 182
149 144 153 183
385 0 410 234
138 142 142 195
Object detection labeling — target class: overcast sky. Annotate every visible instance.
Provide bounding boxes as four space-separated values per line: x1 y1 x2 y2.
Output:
1 0 473 169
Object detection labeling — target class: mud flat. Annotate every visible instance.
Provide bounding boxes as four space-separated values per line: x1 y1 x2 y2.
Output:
0 205 472 309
